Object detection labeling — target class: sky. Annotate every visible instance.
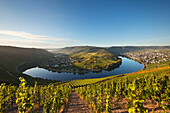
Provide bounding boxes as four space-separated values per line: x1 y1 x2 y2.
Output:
0 0 170 48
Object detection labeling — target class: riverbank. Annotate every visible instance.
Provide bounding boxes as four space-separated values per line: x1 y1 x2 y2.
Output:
120 55 147 70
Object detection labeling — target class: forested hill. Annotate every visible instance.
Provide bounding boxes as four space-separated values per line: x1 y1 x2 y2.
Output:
51 46 103 54
0 46 53 60
0 46 54 85
50 46 170 56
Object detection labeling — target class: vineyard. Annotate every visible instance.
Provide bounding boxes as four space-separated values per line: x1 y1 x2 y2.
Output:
0 77 72 113
75 74 170 113
0 67 170 113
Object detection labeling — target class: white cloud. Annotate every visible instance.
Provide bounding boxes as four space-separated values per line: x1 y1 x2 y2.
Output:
0 39 73 48
0 30 69 41
0 30 81 48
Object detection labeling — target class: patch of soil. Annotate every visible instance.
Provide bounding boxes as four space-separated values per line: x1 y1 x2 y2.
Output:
63 89 90 113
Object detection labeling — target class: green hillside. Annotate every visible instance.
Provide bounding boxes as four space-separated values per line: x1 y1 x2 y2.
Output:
71 49 121 71
0 46 55 85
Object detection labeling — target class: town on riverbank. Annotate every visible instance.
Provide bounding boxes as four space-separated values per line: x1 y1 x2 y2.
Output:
122 49 170 69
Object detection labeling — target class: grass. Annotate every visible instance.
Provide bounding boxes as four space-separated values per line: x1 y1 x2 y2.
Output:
145 60 170 71
69 77 114 87
114 68 170 83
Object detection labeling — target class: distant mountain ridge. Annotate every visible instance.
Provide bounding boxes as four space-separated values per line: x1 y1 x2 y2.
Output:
106 46 170 55
50 46 170 55
52 46 103 54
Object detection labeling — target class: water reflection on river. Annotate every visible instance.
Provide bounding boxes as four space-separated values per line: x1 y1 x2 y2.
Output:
23 56 143 81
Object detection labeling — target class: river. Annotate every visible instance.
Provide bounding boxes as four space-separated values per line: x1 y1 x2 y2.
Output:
23 56 143 81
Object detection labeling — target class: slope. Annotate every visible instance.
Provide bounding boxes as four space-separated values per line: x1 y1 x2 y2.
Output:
71 49 121 71
0 46 54 85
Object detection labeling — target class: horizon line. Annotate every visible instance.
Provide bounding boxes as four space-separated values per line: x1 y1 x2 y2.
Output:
0 45 170 49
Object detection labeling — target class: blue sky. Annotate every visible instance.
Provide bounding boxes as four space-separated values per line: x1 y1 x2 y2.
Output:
0 0 170 48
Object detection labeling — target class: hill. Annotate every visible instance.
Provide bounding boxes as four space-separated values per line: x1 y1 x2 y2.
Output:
51 46 103 54
50 46 170 56
106 46 170 55
71 49 121 71
0 46 55 85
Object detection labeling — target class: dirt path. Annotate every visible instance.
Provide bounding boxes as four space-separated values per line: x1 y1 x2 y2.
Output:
15 61 26 73
63 89 90 113
6 71 18 79
127 66 170 76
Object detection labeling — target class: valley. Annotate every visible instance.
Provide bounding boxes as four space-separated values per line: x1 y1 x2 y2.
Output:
1 53 170 113
1 1 170 112
0 45 170 113
1 46 170 84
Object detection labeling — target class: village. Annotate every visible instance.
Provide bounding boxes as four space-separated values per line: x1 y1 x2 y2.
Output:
40 53 89 73
123 50 170 64
42 53 74 68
